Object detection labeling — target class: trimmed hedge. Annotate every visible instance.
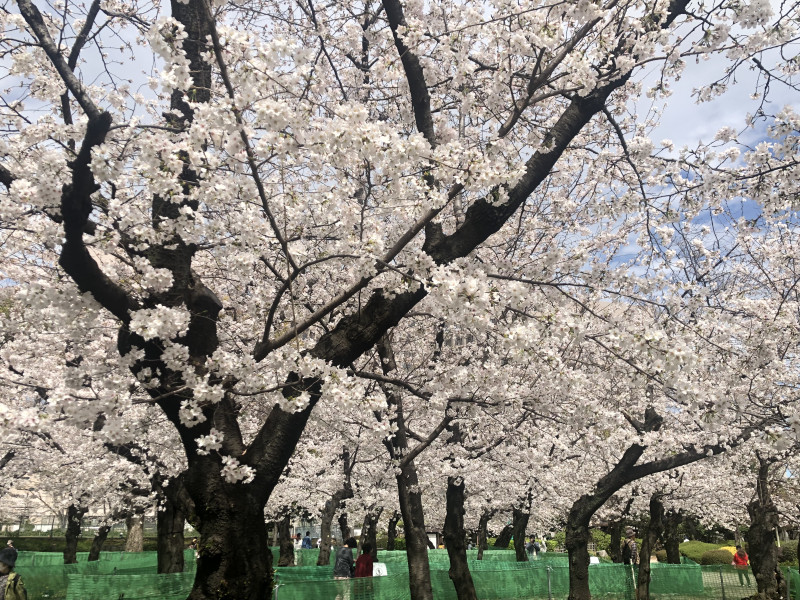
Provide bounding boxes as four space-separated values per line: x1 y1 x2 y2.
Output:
701 549 735 565
679 541 724 563
655 550 667 562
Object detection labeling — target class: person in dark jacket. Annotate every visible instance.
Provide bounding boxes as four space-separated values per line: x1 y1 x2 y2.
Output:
0 547 26 600
333 537 357 600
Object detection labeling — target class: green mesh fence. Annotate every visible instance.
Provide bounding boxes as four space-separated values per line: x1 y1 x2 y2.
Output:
65 572 195 600
10 549 798 600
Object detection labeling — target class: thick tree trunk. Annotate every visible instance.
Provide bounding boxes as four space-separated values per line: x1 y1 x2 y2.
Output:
157 487 186 574
88 525 111 561
387 511 401 551
746 460 786 600
278 513 295 567
64 504 87 564
494 524 513 548
566 502 593 600
125 515 144 552
185 465 273 600
664 510 682 564
338 512 352 542
444 476 478 600
477 509 493 560
636 495 665 600
360 507 382 559
512 508 530 562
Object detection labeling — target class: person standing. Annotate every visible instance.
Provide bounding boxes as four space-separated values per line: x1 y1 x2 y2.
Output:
301 531 312 549
732 545 751 586
0 547 26 600
354 542 374 577
622 528 638 565
333 537 356 600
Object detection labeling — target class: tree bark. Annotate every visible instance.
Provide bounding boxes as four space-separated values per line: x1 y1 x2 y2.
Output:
512 507 530 562
566 502 593 600
157 485 186 574
387 511 401 551
338 512 352 542
664 510 682 564
278 513 295 567
125 514 144 553
494 524 513 548
477 509 493 560
186 477 273 600
88 525 111 562
444 476 478 600
608 522 623 563
746 459 786 600
379 337 434 600
64 504 87 564
636 494 665 600
360 507 382 559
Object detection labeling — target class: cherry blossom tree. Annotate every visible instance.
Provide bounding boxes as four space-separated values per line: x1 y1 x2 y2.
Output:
2 0 799 596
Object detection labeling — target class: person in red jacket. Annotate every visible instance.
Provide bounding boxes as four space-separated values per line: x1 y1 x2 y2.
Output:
732 545 751 586
354 542 374 578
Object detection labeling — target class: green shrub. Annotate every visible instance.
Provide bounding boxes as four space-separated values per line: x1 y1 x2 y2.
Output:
591 529 611 553
700 549 734 565
779 540 798 566
546 540 558 552
680 541 722 563
655 550 667 562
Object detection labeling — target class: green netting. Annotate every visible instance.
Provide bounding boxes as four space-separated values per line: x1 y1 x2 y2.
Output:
274 573 410 600
65 572 195 600
17 550 196 600
10 549 795 600
788 567 799 600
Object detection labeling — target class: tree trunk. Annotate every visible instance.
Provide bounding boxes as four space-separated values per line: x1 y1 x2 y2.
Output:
64 504 87 564
186 482 273 600
379 337 434 600
88 525 110 561
125 515 144 553
566 501 593 600
317 498 337 565
398 458 434 600
512 508 530 562
608 522 623 563
278 513 295 567
746 459 786 600
494 524 513 548
477 509 493 560
360 506 382 559
338 512 352 542
387 511 401 551
444 476 478 600
664 510 682 564
157 486 186 574
636 494 665 600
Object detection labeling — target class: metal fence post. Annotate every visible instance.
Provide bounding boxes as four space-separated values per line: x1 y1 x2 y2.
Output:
547 566 553 600
719 566 726 600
